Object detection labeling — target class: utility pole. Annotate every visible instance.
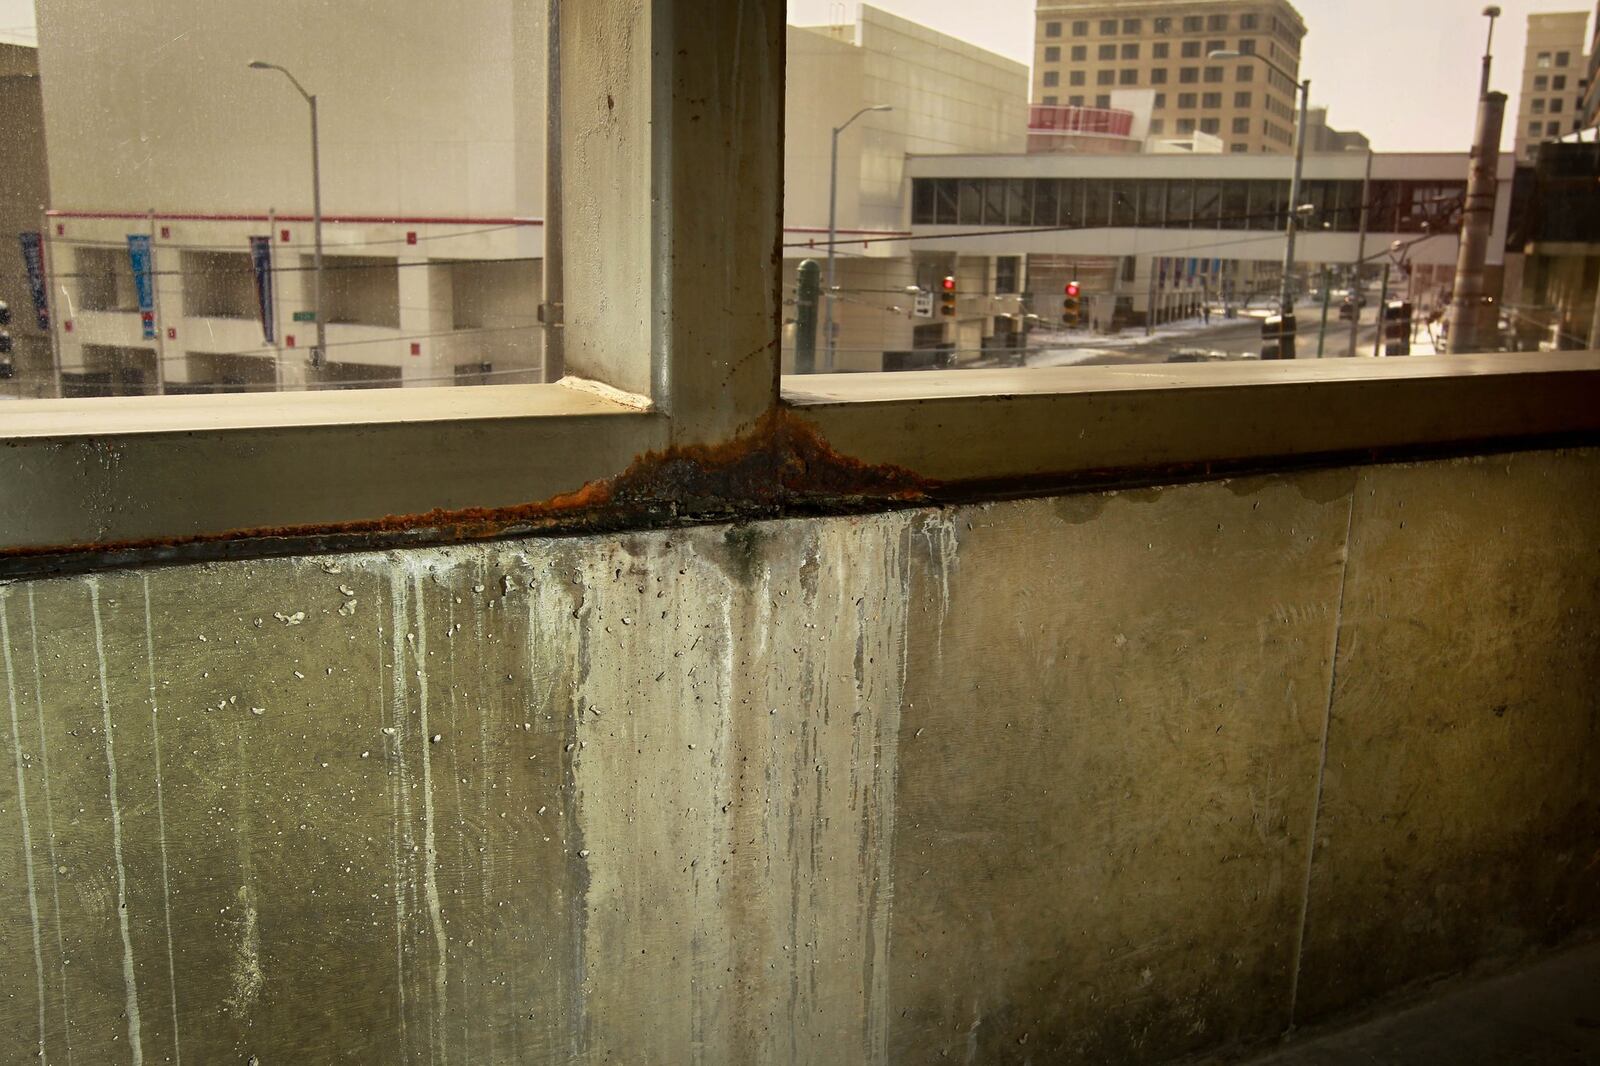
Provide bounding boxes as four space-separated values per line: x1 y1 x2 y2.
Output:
1316 265 1332 357
1348 150 1373 357
542 0 565 380
1374 261 1390 358
1446 91 1506 353
794 259 821 375
825 104 892 371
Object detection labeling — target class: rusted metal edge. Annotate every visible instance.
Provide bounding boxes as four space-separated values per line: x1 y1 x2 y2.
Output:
2 415 1596 582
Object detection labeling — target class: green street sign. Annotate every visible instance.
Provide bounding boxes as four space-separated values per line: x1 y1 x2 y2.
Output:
293 310 317 322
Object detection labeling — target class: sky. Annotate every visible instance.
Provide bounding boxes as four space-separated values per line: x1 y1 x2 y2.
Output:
788 0 1596 151
0 0 1586 150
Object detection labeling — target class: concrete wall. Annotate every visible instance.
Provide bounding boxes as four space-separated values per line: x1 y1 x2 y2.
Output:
1 447 1597 1063
0 45 51 398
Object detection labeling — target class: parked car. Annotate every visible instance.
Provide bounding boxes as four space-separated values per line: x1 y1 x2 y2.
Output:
1338 292 1367 321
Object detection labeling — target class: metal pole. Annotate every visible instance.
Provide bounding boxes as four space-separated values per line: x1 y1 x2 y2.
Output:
1280 78 1311 359
1145 254 1157 336
1374 261 1390 358
825 125 840 370
1480 6 1501 99
1446 91 1506 353
795 259 821 374
542 0 564 381
148 208 168 394
309 93 326 370
1316 265 1332 356
1348 150 1373 357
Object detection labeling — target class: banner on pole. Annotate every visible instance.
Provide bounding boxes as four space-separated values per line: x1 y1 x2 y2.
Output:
127 234 156 339
19 232 48 331
250 235 276 344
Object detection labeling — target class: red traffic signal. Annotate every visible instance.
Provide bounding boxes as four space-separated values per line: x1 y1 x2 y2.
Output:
1065 281 1081 298
940 275 957 317
941 275 956 292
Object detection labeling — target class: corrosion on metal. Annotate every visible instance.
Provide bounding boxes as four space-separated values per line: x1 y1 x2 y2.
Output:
0 406 937 573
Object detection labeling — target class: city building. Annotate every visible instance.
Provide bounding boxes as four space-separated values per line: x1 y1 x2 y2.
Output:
1512 10 1593 163
784 7 1030 371
1506 141 1600 347
0 38 51 399
1033 0 1308 154
1582 2 1600 128
1302 107 1370 153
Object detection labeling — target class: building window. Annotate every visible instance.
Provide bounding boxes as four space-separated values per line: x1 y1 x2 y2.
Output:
1547 120 1562 135
1151 68 1168 84
1154 16 1172 33
1125 18 1142 33
1097 69 1115 85
1120 68 1138 85
1207 39 1226 54
1071 20 1089 35
1234 91 1252 107
1532 98 1545 114
1232 116 1250 133
1183 15 1204 32
1178 92 1197 108
1150 118 1165 133
1095 93 1112 107
1534 75 1548 90
1204 66 1224 83
1042 95 1057 105
1099 43 1116 60
1069 94 1085 105
1178 118 1196 133
1237 65 1254 82
1044 45 1060 62
1121 43 1139 59
1553 75 1566 90
1100 18 1118 34
1180 67 1199 83
1208 14 1229 31
1239 39 1256 55
1200 117 1220 134
995 256 1020 295
1530 120 1543 135
1556 51 1570 66
1536 52 1551 68
1070 70 1085 86
1153 42 1169 58
1231 143 1250 152
1241 13 1259 30
1154 92 1167 108
1551 98 1564 113
1203 92 1221 108
1045 20 1062 38
1071 44 1087 60
1182 40 1201 58
1043 70 1059 87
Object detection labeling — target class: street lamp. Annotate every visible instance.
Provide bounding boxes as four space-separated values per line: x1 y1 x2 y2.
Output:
825 104 892 370
249 60 326 370
1480 6 1503 98
1211 50 1310 358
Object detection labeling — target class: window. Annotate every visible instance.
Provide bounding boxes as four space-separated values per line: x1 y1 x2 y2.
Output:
1547 121 1562 135
1120 68 1139 85
1154 16 1172 33
1556 51 1570 67
1153 42 1169 59
1044 46 1060 62
1177 117 1196 134
1232 116 1250 133
1097 69 1116 85
1071 20 1089 35
1208 14 1229 31
1095 93 1112 107
995 256 1020 295
1070 70 1085 86
1551 98 1564 114
1183 16 1204 32
1239 39 1256 55
1203 92 1222 108
1200 117 1220 134
1151 68 1168 84
1533 98 1545 114
1178 92 1197 108
1234 91 1252 107
1180 67 1199 83
1042 94 1057 105
1204 66 1224 83
1154 92 1167 108
1241 13 1259 29
1207 39 1226 54
1045 21 1062 37
1121 43 1140 59
1124 18 1142 33
1237 65 1254 82
1182 41 1201 58
1069 94 1085 105
1100 19 1118 34
1534 75 1549 91
1553 75 1566 90
1230 142 1249 152
1071 45 1087 60
1150 118 1165 133
1099 44 1117 60
1536 52 1552 68
1043 71 1059 87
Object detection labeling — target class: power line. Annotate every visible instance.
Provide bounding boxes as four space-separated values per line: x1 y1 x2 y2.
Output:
47 222 531 254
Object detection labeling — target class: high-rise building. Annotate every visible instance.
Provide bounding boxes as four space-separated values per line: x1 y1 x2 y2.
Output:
1512 10 1593 164
1033 0 1307 155
1584 2 1600 128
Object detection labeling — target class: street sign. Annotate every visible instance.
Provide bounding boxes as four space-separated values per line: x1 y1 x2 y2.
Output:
293 310 317 322
912 291 933 319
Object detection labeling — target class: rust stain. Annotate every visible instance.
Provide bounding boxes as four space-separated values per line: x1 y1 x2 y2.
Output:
2 407 936 567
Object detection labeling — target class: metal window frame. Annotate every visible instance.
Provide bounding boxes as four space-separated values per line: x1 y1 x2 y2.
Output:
2 0 1599 577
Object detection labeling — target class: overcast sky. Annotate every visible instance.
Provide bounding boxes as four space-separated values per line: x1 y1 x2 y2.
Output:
789 0 1594 151
0 0 1587 151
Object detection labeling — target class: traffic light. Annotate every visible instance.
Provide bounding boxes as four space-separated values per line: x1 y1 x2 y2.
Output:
1061 280 1082 326
1383 300 1413 357
0 301 12 327
940 275 957 317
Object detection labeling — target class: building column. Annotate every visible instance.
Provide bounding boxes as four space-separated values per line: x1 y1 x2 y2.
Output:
398 254 451 387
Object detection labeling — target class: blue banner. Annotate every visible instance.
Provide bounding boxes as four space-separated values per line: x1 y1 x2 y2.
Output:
127 234 156 339
18 232 48 331
250 235 275 344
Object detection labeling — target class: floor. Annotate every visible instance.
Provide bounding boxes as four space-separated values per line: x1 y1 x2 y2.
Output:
1236 939 1600 1065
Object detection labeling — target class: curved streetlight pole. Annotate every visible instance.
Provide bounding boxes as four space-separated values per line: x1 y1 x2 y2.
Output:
825 104 892 371
249 60 326 371
1212 50 1310 357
